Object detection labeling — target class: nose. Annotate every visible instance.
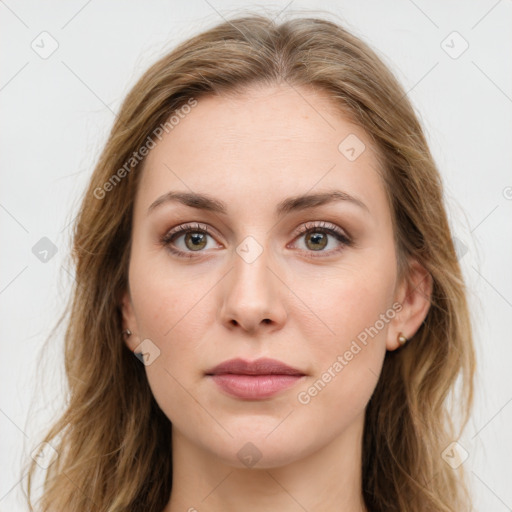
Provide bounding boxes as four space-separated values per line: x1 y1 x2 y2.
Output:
218 243 288 334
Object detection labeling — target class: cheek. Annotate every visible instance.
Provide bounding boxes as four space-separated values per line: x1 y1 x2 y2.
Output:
129 248 214 339
127 281 204 427
291 282 390 439
127 252 219 419
294 265 394 412
298 266 395 351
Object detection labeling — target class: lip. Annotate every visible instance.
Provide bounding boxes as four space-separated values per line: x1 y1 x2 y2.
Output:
206 357 304 376
205 357 306 400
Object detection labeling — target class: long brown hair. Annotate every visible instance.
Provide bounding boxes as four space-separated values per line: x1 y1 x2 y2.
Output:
23 12 475 511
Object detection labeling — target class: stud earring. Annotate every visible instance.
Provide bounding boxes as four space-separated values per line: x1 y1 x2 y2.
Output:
122 329 132 338
397 332 407 346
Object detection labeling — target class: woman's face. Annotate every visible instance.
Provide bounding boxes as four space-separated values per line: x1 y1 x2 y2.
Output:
122 84 423 468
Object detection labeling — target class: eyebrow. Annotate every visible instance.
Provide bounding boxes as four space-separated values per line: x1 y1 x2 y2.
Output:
147 189 370 216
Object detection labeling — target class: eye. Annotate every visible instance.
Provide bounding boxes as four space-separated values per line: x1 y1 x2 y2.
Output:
290 221 352 257
161 222 220 258
161 221 352 259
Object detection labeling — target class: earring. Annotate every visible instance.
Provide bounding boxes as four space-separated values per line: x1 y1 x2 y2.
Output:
397 332 407 346
122 329 132 338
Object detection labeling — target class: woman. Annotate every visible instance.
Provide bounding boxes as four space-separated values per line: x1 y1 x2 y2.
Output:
24 12 475 512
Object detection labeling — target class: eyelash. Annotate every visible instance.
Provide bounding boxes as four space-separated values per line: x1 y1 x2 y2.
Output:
160 221 352 259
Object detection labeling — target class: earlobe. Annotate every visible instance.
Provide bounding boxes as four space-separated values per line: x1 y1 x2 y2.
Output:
120 291 138 351
387 259 433 351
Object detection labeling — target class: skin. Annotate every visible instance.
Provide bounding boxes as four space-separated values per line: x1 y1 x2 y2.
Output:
121 83 432 512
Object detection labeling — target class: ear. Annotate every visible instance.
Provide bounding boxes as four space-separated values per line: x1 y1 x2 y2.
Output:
387 259 433 351
120 290 139 352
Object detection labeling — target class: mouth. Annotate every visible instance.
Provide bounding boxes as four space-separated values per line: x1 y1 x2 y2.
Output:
205 357 306 400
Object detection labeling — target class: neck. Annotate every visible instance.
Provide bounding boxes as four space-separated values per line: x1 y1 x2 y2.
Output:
164 412 368 512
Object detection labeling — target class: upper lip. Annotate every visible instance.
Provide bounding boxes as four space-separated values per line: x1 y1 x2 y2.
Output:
206 357 305 376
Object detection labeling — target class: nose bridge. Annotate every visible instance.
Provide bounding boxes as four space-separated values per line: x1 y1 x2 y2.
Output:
219 234 287 332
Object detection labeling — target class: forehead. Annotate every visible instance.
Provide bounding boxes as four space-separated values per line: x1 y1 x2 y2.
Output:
136 84 387 218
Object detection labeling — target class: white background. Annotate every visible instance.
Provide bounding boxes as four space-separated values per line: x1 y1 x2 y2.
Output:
1 1 511 510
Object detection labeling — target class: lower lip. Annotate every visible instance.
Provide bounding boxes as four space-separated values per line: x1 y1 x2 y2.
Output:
209 374 304 399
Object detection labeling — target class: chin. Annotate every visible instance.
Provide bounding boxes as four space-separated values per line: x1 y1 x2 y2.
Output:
201 430 316 470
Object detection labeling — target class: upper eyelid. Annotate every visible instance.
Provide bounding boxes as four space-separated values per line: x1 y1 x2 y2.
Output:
294 221 346 236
